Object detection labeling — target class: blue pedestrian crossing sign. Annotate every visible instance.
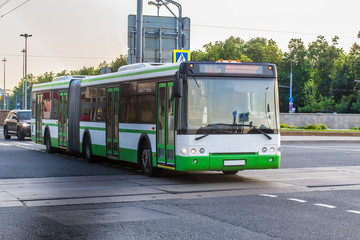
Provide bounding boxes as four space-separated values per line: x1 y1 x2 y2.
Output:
173 50 191 63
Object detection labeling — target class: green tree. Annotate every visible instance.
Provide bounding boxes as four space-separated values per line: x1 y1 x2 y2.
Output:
191 36 251 62
243 37 283 65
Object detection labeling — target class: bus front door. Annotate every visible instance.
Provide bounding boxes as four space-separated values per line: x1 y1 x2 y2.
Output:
106 88 119 159
35 94 43 143
58 92 68 148
157 82 175 169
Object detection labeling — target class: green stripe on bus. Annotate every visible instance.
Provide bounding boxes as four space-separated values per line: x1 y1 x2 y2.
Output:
80 126 106 131
43 123 58 127
33 81 69 89
81 66 179 84
119 129 156 134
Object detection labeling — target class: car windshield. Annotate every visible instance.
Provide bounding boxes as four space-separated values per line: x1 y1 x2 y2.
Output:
18 111 31 120
179 77 279 134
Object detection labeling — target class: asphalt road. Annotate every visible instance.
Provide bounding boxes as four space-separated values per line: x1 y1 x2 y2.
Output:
0 130 360 239
281 142 360 168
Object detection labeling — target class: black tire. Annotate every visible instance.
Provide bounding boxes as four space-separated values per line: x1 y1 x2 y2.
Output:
222 170 239 175
83 136 95 163
141 141 159 177
45 131 55 153
4 126 11 139
17 128 25 140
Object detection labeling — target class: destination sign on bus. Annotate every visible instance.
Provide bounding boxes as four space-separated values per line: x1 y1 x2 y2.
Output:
187 63 275 77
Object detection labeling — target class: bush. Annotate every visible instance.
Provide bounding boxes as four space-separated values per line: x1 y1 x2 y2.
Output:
350 127 360 130
280 123 295 129
305 124 327 130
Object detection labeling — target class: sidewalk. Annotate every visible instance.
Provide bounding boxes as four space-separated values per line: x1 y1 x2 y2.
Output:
281 135 360 143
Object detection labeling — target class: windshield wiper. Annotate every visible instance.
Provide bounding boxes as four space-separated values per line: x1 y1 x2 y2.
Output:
195 122 272 141
195 129 232 141
249 122 272 140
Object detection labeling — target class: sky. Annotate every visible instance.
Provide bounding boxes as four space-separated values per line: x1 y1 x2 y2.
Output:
0 0 360 92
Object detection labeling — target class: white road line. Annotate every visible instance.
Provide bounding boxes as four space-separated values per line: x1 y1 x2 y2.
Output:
346 210 360 215
314 203 337 209
287 198 307 203
259 194 278 198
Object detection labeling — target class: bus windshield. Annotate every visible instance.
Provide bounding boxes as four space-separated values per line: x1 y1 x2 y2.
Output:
180 77 279 135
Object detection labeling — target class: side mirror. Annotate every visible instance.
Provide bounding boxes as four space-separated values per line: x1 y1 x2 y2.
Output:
173 71 183 98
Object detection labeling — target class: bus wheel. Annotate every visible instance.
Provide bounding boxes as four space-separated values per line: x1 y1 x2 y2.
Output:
4 126 10 139
141 141 159 177
45 131 54 153
84 136 94 163
222 170 238 175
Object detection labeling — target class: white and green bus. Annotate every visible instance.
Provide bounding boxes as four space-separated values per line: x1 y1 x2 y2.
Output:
31 61 281 176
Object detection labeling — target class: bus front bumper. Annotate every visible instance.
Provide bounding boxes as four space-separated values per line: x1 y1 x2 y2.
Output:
175 153 280 172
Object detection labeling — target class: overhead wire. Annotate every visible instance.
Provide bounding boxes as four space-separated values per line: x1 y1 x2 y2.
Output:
192 24 356 40
1 54 115 60
0 0 30 19
0 0 11 10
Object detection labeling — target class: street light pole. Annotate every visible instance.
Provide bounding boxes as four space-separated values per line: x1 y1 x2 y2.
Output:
148 0 169 16
136 0 143 63
20 33 32 110
158 0 183 49
22 49 26 109
2 58 6 110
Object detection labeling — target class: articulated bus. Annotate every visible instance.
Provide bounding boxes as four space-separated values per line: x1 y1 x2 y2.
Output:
31 61 281 176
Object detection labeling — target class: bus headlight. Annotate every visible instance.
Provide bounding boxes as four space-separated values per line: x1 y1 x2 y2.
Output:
199 148 205 154
191 148 196 154
269 147 275 153
181 148 188 154
262 147 267 153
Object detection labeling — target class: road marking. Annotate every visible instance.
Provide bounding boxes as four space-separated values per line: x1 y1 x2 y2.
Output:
314 203 337 209
346 210 360 215
287 198 307 203
259 194 278 198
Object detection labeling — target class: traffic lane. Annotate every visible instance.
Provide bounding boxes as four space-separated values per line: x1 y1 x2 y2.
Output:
280 142 360 168
1 190 359 240
0 140 139 179
155 190 360 240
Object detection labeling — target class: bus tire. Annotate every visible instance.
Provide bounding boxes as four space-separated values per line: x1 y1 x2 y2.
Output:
83 135 94 163
45 131 55 153
4 126 11 139
222 170 238 175
141 141 159 177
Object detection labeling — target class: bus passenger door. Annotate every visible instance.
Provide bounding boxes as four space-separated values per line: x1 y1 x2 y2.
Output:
35 94 43 143
106 88 119 159
58 92 68 148
157 82 175 169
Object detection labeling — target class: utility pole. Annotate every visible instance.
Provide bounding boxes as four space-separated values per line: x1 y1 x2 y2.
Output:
136 0 143 63
2 58 6 110
20 33 32 110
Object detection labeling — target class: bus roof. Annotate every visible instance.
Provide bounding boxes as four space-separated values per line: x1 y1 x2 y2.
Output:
32 63 180 91
81 62 180 87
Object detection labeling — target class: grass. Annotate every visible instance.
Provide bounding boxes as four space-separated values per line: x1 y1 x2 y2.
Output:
280 128 360 132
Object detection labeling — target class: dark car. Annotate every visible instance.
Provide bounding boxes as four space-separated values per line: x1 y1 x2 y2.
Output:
3 110 31 140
